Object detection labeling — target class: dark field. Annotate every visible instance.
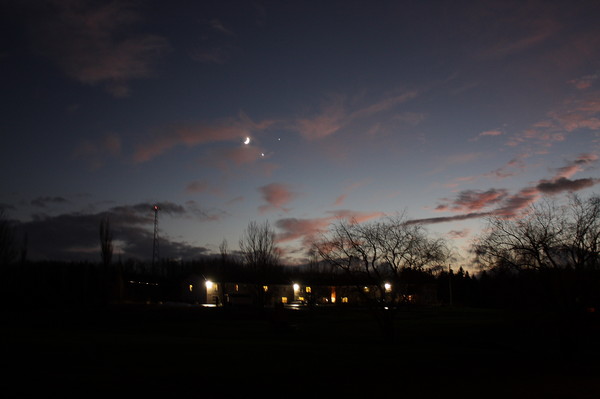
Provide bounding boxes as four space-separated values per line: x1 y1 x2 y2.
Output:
2 304 599 398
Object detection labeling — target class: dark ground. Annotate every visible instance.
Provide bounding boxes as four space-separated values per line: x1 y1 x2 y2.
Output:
2 303 599 398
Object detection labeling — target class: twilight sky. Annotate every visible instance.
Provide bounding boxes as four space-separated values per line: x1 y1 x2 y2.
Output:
1 0 600 266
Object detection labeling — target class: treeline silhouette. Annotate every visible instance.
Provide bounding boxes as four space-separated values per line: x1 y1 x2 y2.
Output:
1 256 598 312
1 194 598 312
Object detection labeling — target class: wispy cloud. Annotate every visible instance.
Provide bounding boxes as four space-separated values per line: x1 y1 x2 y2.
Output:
429 152 484 175
332 180 368 206
74 133 122 169
133 114 274 162
275 209 384 247
333 194 347 207
554 153 598 178
190 17 238 64
469 129 503 142
26 0 169 97
485 155 528 180
414 155 600 224
568 72 599 90
507 92 600 148
31 196 69 208
476 7 560 60
293 91 418 140
258 183 298 214
536 177 600 194
435 189 509 213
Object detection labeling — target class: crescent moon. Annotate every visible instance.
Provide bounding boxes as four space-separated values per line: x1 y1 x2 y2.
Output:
244 137 250 145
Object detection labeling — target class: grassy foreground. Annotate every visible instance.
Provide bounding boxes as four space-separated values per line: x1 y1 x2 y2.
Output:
2 303 599 398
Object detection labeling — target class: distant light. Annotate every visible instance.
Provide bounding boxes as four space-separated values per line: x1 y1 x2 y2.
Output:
384 283 392 292
244 137 250 145
153 205 159 211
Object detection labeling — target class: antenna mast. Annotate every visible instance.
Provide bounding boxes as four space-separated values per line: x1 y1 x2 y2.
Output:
152 205 160 273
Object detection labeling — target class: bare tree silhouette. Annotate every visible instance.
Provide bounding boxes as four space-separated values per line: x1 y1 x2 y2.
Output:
474 194 600 272
99 214 113 267
0 209 18 267
315 214 449 340
239 220 280 306
473 193 600 309
219 238 228 265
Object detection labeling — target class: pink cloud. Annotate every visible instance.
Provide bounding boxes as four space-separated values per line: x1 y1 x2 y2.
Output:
494 187 541 216
293 90 418 140
275 209 385 246
275 217 332 244
326 209 386 224
485 156 527 180
294 95 346 140
568 73 598 90
28 1 169 97
437 189 509 213
470 129 503 142
443 175 477 189
133 115 275 162
554 153 598 179
258 183 298 213
415 155 600 225
333 194 347 207
508 94 600 148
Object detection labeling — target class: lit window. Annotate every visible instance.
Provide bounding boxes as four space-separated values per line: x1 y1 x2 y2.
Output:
235 284 239 292
342 297 348 303
263 285 269 292
281 297 288 304
363 286 370 293
213 284 218 292
305 286 312 293
298 296 305 302
189 284 193 292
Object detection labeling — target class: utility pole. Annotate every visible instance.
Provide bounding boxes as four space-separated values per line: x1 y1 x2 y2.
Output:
152 205 160 275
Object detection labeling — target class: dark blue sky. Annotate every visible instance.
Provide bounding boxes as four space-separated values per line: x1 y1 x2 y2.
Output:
1 0 599 265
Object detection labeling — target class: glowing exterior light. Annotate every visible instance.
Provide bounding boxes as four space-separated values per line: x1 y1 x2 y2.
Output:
293 283 300 291
205 280 213 290
384 283 392 292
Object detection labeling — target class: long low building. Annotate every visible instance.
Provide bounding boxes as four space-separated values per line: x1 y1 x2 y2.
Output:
188 279 438 307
